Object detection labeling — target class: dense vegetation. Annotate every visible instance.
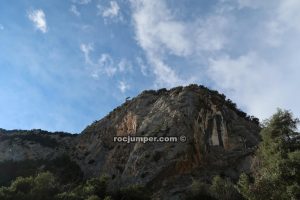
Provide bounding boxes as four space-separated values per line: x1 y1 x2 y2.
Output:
0 109 299 199
0 129 77 148
0 133 59 148
0 155 83 187
0 172 150 200
237 109 300 200
187 109 300 200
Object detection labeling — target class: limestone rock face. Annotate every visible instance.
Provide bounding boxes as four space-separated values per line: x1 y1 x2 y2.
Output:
0 85 261 199
76 85 260 196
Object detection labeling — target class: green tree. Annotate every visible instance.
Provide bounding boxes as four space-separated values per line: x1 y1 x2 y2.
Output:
31 171 59 200
10 176 33 194
0 171 60 200
238 109 300 200
237 173 251 200
56 175 109 200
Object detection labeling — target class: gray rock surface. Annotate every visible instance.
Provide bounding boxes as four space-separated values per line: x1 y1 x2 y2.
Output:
0 85 261 199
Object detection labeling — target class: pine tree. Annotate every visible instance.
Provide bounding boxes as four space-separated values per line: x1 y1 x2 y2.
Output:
238 109 300 200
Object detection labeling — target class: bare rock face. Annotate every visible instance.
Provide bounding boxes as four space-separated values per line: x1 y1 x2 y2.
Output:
0 85 261 198
75 85 260 198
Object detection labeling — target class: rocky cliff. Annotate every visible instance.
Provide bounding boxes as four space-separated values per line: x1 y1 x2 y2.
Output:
0 85 261 199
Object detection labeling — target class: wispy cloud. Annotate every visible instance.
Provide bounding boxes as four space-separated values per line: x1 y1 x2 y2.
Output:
98 1 122 22
80 44 129 79
130 0 229 58
136 57 148 76
27 9 47 33
266 0 300 46
207 0 300 118
118 59 132 73
130 0 300 120
235 0 262 9
207 51 299 119
98 54 117 77
70 5 80 16
118 81 130 93
72 0 92 5
2 0 300 133
130 0 189 87
80 43 93 65
130 0 227 87
103 1 120 18
0 24 4 30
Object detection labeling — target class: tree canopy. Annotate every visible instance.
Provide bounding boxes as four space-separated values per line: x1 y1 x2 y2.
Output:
238 109 300 200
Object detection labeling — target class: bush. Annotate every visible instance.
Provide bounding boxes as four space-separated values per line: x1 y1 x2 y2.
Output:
10 176 33 194
237 173 251 200
0 171 59 200
86 195 100 200
31 172 60 200
115 184 151 200
0 159 40 187
0 155 83 187
56 175 109 200
209 176 240 200
187 180 215 200
103 196 113 200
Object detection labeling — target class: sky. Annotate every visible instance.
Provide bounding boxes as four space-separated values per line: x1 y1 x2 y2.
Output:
0 0 300 133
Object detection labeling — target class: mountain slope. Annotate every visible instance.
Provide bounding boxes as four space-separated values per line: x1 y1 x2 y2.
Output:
0 85 261 199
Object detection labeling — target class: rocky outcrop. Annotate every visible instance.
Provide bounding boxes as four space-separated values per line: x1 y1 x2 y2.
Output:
74 85 260 197
0 129 77 162
0 85 261 199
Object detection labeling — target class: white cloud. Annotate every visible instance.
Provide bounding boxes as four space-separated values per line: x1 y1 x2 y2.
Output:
129 0 300 120
118 81 130 93
103 1 120 18
79 45 120 79
220 0 270 10
131 0 191 57
98 54 117 77
70 5 80 16
208 0 300 120
207 52 300 120
277 0 300 28
140 65 147 76
194 16 229 52
130 0 229 87
27 9 47 33
104 67 117 77
208 53 273 96
80 43 93 65
136 57 148 76
118 59 132 73
130 0 191 87
236 0 261 9
226 0 300 47
147 53 185 87
266 0 300 46
131 0 230 56
72 0 91 5
98 1 121 22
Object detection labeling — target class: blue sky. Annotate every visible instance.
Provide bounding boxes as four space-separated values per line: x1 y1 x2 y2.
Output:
0 0 299 133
